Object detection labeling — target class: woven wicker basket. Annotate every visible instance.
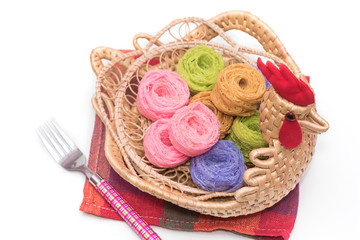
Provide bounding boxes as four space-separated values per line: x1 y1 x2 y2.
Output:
90 10 329 217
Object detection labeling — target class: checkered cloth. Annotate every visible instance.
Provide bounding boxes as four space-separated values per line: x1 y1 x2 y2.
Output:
80 116 299 239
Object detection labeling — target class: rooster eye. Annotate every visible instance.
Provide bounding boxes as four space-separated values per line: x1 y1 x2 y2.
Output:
285 112 296 121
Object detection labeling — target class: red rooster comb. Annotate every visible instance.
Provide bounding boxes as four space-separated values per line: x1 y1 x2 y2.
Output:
257 58 315 106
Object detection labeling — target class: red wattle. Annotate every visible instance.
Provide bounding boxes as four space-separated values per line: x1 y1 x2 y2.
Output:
279 115 302 149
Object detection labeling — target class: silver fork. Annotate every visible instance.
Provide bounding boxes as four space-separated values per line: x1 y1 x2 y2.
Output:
37 119 161 240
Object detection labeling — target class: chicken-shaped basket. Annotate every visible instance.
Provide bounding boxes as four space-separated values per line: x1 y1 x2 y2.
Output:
91 10 329 217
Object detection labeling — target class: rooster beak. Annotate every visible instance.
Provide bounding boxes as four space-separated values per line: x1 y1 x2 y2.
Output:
298 107 329 134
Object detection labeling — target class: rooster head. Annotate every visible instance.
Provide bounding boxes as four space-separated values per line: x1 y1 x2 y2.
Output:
257 58 329 149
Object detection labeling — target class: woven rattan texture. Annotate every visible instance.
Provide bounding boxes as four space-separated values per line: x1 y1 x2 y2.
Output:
90 10 328 217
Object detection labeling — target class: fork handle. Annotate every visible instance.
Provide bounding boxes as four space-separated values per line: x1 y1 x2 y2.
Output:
93 178 161 240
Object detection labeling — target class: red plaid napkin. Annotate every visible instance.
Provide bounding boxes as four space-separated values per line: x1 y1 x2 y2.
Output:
80 116 299 240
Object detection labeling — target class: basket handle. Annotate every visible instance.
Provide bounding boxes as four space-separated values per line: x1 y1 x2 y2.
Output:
90 46 126 76
193 10 300 73
132 10 300 74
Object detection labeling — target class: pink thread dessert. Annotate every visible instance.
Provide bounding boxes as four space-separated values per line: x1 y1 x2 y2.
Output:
144 118 189 168
137 69 190 121
169 102 220 156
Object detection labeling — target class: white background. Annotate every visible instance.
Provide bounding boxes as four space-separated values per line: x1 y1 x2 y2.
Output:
1 1 359 239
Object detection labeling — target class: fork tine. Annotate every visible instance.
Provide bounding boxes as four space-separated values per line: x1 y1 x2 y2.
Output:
41 121 69 159
37 126 63 161
47 119 76 151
